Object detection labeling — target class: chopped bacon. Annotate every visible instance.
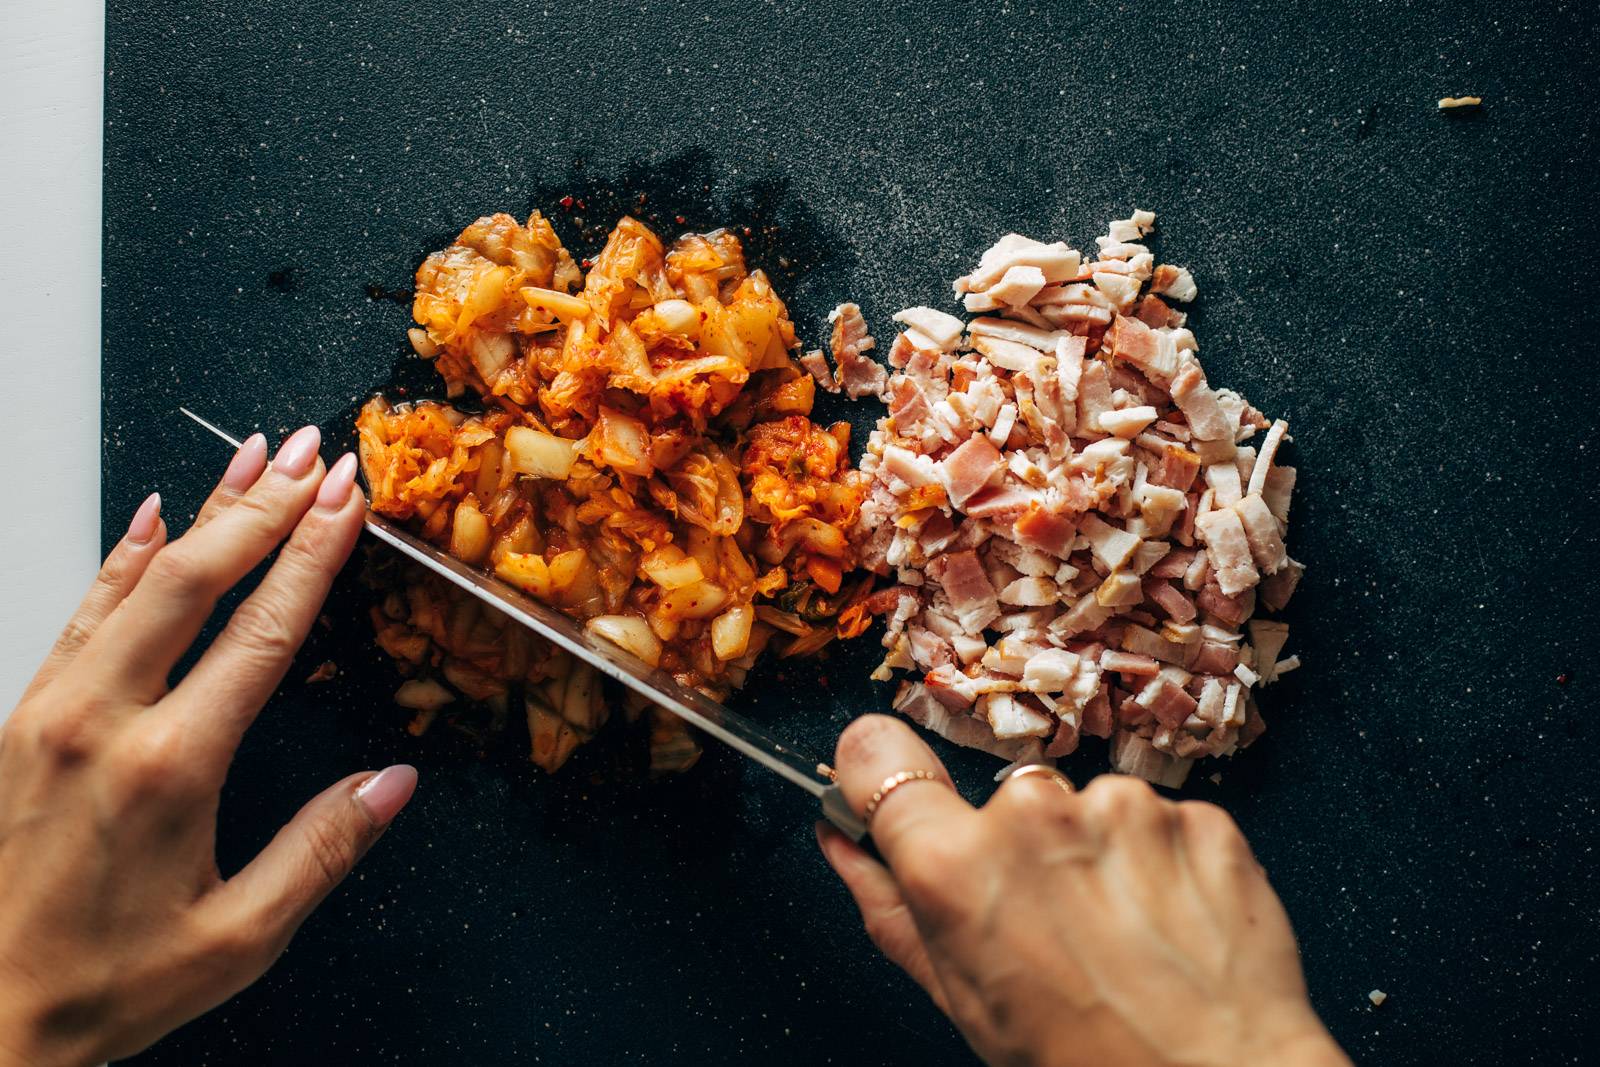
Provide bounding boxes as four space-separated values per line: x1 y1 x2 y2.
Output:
929 549 1001 631
1148 444 1201 491
965 485 1040 521
829 302 888 399
1012 504 1078 557
799 349 840 392
1144 578 1198 623
851 211 1301 780
1234 493 1288 574
887 376 932 427
1194 508 1260 596
941 435 1005 506
1107 314 1177 383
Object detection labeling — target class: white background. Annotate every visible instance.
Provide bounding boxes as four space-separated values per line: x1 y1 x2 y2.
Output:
0 2 104 715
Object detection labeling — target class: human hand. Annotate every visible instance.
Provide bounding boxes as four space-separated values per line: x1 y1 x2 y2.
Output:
0 427 418 1067
817 715 1350 1067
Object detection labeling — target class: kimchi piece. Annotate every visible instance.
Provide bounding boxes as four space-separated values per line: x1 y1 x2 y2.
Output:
359 212 868 773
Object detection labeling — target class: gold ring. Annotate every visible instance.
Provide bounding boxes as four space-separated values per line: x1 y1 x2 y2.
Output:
1004 763 1075 795
863 769 942 826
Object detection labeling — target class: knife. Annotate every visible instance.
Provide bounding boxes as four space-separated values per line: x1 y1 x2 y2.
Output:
179 407 867 841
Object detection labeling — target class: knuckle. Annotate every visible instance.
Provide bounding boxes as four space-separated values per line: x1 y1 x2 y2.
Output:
54 617 99 658
1082 773 1158 819
233 486 297 533
1179 801 1249 852
110 723 201 799
146 545 215 596
300 817 357 889
30 703 102 764
223 594 303 661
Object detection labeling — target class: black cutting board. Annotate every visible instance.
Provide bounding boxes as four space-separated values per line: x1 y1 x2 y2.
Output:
104 1 1599 1063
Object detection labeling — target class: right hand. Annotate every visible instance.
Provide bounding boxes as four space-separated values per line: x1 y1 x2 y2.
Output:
817 715 1350 1067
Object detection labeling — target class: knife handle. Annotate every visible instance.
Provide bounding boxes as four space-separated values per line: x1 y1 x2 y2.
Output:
819 783 869 844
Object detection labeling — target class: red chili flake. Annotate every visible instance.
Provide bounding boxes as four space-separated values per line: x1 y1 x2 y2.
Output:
580 258 593 269
1557 673 1570 684
636 193 648 204
559 195 574 209
576 198 587 210
674 214 686 225
395 386 408 396
742 225 752 236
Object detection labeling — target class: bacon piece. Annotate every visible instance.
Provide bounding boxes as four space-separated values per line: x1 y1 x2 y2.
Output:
1258 557 1304 612
1151 263 1198 302
1262 465 1296 526
941 435 1005 507
799 349 839 392
1081 686 1113 738
1247 419 1289 496
989 265 1048 307
1044 718 1081 757
1137 677 1199 730
1195 583 1254 629
964 485 1039 521
1189 640 1240 675
1101 650 1161 677
928 549 1000 632
983 692 1054 739
1170 361 1233 442
1106 314 1178 383
957 235 1082 293
1234 493 1288 574
1148 444 1201 491
1111 731 1193 788
1079 514 1143 571
1148 547 1197 579
887 376 932 429
1012 504 1078 558
1194 507 1260 596
895 682 1044 761
892 306 965 351
1144 578 1197 623
829 302 887 399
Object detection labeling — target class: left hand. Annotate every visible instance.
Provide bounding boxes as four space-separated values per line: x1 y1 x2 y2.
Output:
0 427 417 1066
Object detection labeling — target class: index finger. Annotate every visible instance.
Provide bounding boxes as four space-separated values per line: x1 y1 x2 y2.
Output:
834 714 974 869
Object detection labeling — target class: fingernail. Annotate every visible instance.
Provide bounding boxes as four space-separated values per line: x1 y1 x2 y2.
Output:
223 433 268 492
273 425 322 479
126 492 162 544
355 764 418 827
315 452 358 511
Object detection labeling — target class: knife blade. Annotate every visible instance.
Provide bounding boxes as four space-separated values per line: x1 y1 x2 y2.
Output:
179 407 866 841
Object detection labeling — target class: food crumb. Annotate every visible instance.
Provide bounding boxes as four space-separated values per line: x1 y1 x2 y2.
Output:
817 762 838 782
316 613 332 631
1208 772 1223 785
559 195 574 209
1437 96 1482 109
306 660 338 684
1556 672 1570 684
1368 989 1388 1007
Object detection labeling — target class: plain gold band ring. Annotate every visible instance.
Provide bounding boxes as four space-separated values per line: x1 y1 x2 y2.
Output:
863 769 943 827
1004 763 1075 795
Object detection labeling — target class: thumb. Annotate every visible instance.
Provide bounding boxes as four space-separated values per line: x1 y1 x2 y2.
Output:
212 765 418 958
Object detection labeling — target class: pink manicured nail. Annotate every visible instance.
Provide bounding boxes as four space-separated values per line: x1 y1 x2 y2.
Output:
315 452 358 511
222 433 268 492
355 764 418 827
273 425 322 479
126 492 162 544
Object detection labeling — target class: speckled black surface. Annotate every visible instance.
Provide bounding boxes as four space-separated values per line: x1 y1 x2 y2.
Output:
103 1 1599 1063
